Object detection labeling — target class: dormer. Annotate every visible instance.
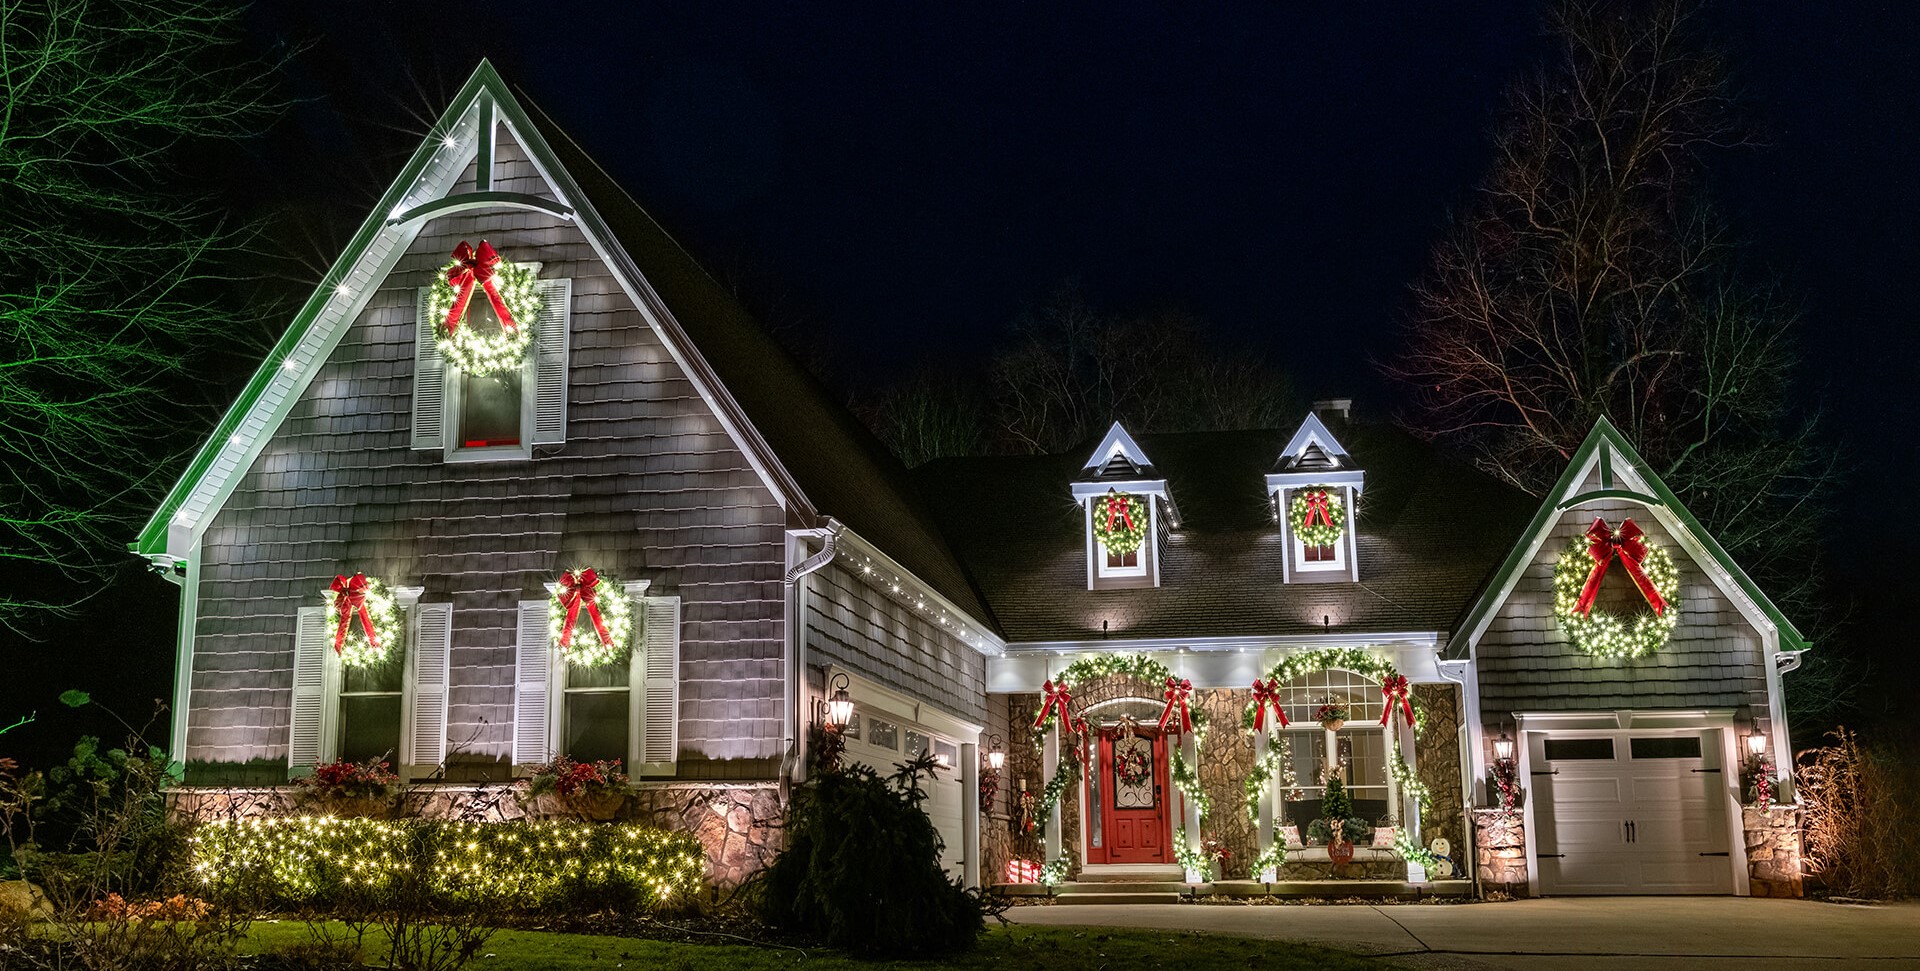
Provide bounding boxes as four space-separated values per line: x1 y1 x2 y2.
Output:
1073 422 1172 590
1266 407 1364 583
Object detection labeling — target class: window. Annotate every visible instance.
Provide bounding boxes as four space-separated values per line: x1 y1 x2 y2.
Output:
288 596 448 779
1288 486 1347 574
1629 736 1702 760
511 591 681 776
905 729 929 761
338 650 405 764
1303 543 1336 562
869 718 899 750
413 278 572 460
1543 737 1616 761
562 659 630 765
1089 494 1154 584
1271 668 1391 824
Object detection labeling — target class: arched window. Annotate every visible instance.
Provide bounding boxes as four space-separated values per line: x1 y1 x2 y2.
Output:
1273 669 1390 828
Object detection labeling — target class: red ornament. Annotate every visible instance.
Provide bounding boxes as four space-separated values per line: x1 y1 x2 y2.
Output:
1300 489 1335 529
1251 677 1289 730
1573 517 1667 617
1034 679 1075 731
443 240 519 336
1379 674 1414 728
556 568 612 648
1157 676 1193 735
1104 489 1136 532
328 573 380 656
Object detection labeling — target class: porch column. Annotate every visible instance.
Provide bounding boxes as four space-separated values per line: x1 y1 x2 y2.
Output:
1179 730 1200 847
1397 717 1420 843
961 740 980 889
1253 730 1275 849
1043 725 1062 861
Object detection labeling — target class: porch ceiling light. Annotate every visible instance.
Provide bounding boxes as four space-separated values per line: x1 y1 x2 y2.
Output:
825 673 854 731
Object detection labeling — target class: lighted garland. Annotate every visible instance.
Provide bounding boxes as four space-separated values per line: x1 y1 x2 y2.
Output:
1388 737 1431 815
1091 490 1149 557
1250 839 1288 880
324 574 403 668
1239 647 1408 731
1393 829 1439 870
547 568 635 667
1032 653 1178 735
1289 487 1345 547
427 251 542 376
1552 532 1681 659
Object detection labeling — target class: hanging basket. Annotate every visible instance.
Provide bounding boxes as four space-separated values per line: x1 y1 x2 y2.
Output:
1320 717 1346 733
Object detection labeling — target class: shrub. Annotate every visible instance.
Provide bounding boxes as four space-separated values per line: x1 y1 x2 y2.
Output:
188 817 704 913
524 756 627 797
758 754 988 958
1798 728 1920 898
295 757 401 801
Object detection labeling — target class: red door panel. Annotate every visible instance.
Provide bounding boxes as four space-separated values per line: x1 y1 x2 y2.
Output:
1093 729 1169 864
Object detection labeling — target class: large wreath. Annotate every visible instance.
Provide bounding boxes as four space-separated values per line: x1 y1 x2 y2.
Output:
547 568 636 667
1289 486 1345 547
325 574 404 669
1552 518 1681 659
427 241 542 377
1092 490 1149 557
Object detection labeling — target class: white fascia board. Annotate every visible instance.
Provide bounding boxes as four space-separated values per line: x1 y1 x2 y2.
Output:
1001 630 1440 655
1266 469 1366 495
1082 421 1153 471
1279 412 1350 462
832 526 1006 657
987 636 1445 692
1070 479 1169 501
1514 709 1737 732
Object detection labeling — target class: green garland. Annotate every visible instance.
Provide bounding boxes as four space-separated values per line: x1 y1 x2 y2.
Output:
1032 653 1178 735
1091 491 1149 557
1388 738 1430 816
1552 533 1682 658
1289 486 1345 547
1393 829 1439 870
427 256 542 376
1171 827 1215 878
1250 839 1288 880
1240 647 1407 730
1031 750 1082 830
1038 857 1071 887
1244 732 1287 821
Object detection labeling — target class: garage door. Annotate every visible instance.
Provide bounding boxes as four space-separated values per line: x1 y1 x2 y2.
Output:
1531 731 1734 895
841 709 967 883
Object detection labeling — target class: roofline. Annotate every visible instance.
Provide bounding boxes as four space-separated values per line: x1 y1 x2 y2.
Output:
1002 630 1443 655
1443 415 1809 659
831 526 1005 656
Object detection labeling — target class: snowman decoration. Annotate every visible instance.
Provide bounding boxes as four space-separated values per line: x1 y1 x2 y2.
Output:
1426 838 1455 879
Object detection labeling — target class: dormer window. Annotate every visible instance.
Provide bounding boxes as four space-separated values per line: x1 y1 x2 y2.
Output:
1094 490 1150 579
1288 486 1348 574
1076 423 1171 590
1269 411 1364 584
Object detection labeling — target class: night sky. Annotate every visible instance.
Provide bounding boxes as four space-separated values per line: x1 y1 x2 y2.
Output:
6 2 1916 759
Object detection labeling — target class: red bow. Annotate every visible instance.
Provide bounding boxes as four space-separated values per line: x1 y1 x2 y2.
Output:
329 574 379 655
1251 677 1289 731
557 569 612 648
444 240 518 336
1104 490 1136 532
1035 679 1075 731
1379 675 1414 728
1158 677 1193 735
1573 517 1667 617
1300 489 1334 528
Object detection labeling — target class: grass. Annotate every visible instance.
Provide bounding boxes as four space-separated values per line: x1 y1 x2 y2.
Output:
241 921 1388 970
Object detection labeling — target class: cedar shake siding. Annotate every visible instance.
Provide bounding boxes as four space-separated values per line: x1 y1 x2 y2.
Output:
1473 498 1771 724
186 131 787 774
802 561 988 728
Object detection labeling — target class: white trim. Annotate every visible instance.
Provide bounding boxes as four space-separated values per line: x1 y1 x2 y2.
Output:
988 643 1445 693
828 667 984 741
1279 412 1351 463
831 527 1005 657
1069 478 1169 501
168 545 200 769
1081 421 1154 472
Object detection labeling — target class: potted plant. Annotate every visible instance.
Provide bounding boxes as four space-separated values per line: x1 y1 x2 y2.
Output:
1306 777 1367 867
1315 700 1349 732
523 755 630 820
294 756 401 817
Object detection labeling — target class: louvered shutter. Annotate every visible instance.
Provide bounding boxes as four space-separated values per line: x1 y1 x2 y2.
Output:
409 603 452 771
638 595 680 775
513 601 552 767
530 278 571 445
411 288 445 449
288 606 331 776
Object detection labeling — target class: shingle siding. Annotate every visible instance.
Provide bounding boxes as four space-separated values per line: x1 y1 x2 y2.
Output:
803 562 988 728
188 131 787 773
1474 499 1770 722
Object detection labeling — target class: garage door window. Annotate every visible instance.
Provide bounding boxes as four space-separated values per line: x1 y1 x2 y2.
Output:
1543 737 1614 761
868 717 898 750
1629 736 1702 759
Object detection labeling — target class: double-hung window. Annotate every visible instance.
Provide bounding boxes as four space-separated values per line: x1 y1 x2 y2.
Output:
512 589 682 776
412 275 573 460
288 591 451 778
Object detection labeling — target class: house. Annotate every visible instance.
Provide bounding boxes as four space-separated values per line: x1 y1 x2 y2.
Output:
135 62 1807 898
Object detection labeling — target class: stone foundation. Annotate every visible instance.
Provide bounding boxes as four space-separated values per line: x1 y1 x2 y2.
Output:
1743 804 1804 898
1472 808 1529 897
166 782 784 888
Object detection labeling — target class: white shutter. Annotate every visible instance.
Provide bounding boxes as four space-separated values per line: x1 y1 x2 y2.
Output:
513 601 553 766
531 278 571 445
639 595 680 775
288 606 331 776
408 603 452 770
411 287 445 450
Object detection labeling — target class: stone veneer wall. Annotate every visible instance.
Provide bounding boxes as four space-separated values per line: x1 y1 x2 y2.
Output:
166 783 783 889
1472 808 1529 896
1412 683 1466 861
1000 692 1048 879
1196 688 1256 879
1743 805 1804 898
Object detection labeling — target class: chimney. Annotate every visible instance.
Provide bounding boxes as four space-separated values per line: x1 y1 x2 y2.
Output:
1312 398 1353 421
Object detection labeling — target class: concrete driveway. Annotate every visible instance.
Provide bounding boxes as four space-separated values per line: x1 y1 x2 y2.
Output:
1007 897 1920 970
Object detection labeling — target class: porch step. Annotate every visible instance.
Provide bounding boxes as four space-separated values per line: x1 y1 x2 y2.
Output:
1055 891 1186 905
1075 866 1186 883
1056 880 1191 894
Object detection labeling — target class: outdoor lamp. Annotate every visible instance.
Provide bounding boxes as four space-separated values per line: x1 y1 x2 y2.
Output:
825 673 854 731
1493 731 1515 762
1747 728 1768 759
987 734 1006 771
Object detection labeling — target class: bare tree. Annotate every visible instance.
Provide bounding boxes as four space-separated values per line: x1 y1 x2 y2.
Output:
0 0 280 629
855 369 989 467
1386 0 1840 626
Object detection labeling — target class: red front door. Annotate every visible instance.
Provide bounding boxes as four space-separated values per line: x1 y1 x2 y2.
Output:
1091 728 1170 864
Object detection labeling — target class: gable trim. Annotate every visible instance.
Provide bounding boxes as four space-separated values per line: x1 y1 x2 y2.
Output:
1082 421 1153 472
1279 412 1350 462
390 191 573 225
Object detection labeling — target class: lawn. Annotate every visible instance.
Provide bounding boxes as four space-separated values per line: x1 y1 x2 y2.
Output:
242 921 1388 970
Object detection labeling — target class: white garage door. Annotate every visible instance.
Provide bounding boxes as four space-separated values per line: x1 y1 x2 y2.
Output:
841 709 967 883
1531 731 1734 895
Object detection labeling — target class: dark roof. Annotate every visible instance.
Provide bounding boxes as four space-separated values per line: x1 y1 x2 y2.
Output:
914 422 1536 643
520 94 995 629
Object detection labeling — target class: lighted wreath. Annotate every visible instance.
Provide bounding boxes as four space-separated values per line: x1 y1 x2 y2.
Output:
548 568 635 667
1092 489 1148 557
1289 487 1345 547
1552 517 1681 659
325 573 403 668
427 239 542 376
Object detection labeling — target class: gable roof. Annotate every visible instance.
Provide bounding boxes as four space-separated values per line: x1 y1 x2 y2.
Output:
1276 412 1351 470
915 421 1538 643
1080 422 1155 479
133 61 993 632
1443 415 1810 659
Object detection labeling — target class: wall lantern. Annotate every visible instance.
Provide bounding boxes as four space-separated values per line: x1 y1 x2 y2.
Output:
987 734 1006 772
1492 731 1515 762
1746 727 1768 759
824 673 854 732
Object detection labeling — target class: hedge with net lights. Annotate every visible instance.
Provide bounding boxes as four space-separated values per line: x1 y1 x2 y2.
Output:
188 817 705 912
